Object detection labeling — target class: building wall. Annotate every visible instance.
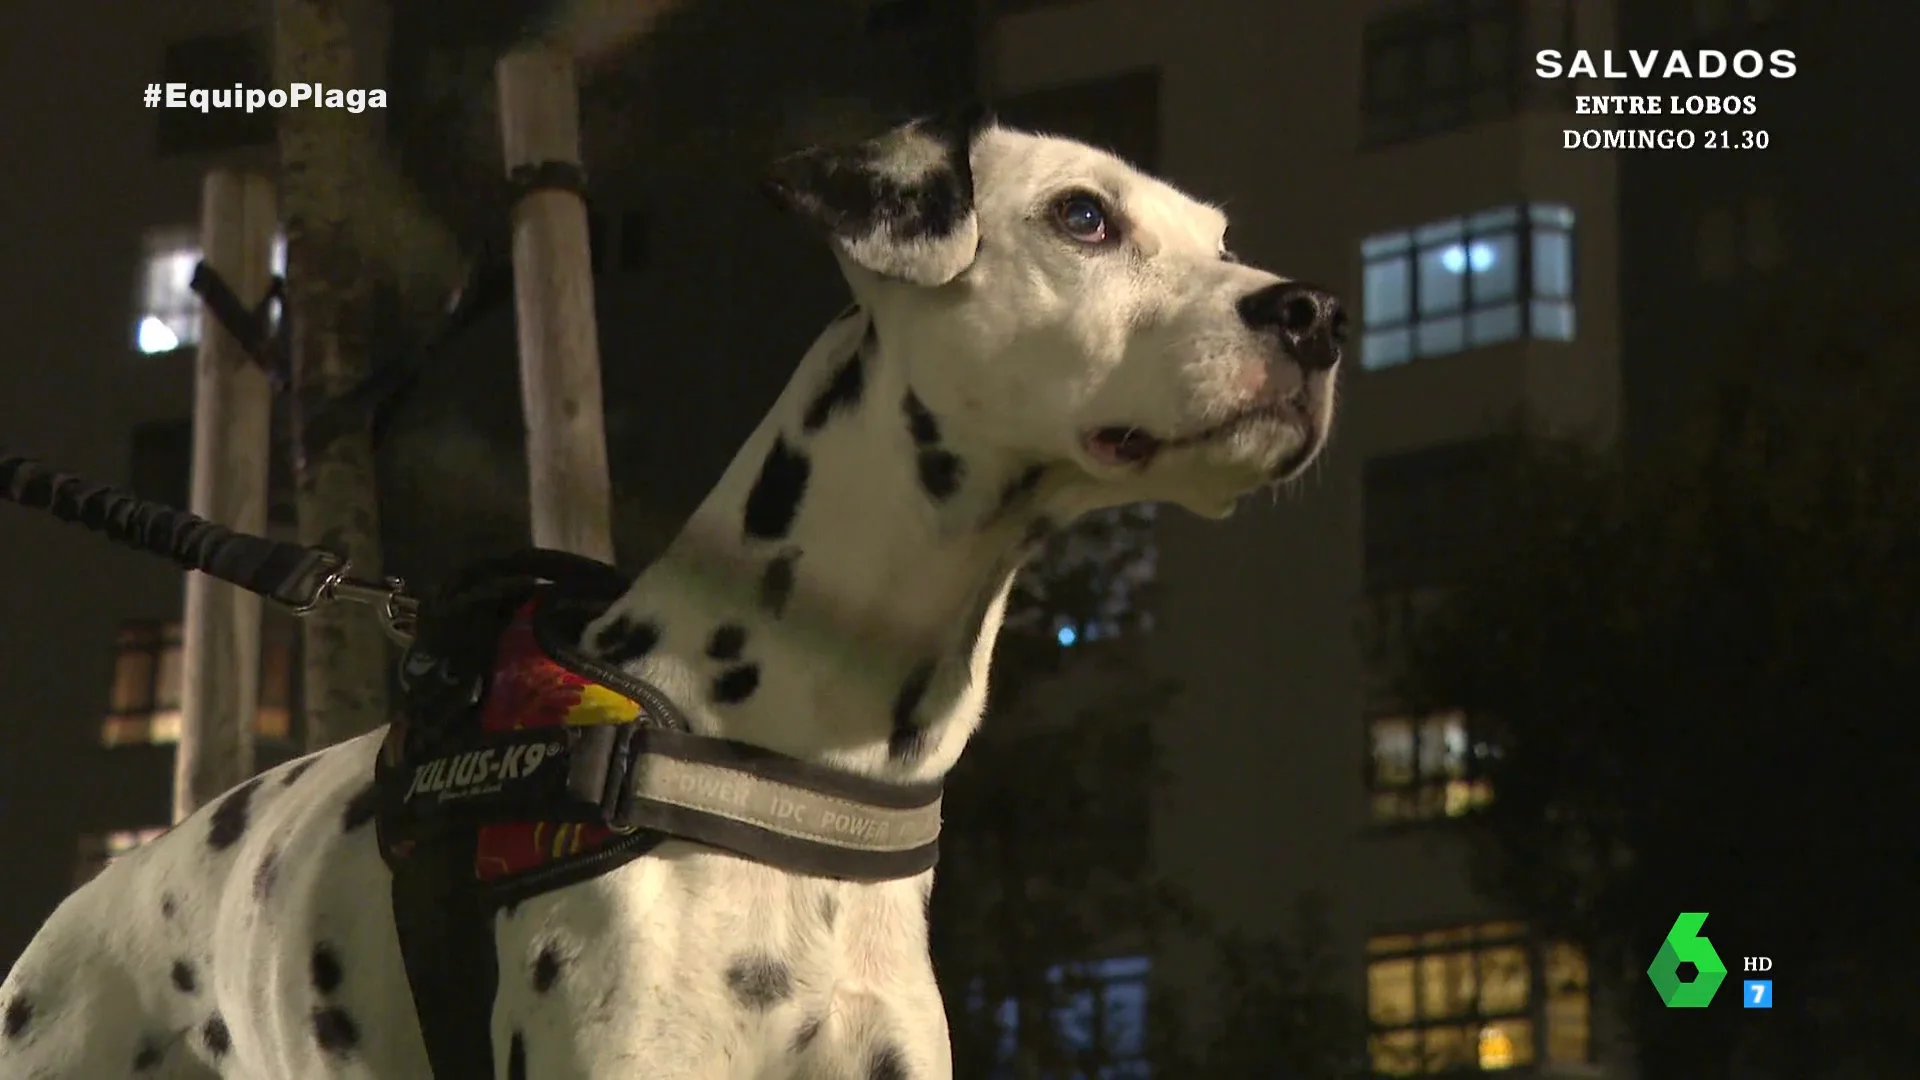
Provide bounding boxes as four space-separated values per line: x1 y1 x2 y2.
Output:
0 0 284 969
991 0 1626 1072
1615 0 1915 443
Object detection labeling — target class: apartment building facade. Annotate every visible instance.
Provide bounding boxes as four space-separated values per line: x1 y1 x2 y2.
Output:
990 0 1631 1074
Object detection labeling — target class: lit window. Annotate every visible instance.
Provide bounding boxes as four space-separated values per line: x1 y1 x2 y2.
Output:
1368 711 1494 823
982 955 1152 1078
1360 203 1575 370
1367 925 1590 1075
135 231 286 354
74 826 168 887
102 617 296 746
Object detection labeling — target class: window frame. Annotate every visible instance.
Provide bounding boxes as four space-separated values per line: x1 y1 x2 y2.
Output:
1366 709 1496 824
1360 202 1578 370
102 617 299 747
1361 0 1528 147
134 230 287 355
981 954 1153 1079
1365 923 1593 1074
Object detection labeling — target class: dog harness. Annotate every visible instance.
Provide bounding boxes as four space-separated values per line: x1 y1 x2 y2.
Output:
371 551 945 1079
0 459 943 1079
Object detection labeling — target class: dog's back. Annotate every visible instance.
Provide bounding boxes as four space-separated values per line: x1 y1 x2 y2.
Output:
0 732 431 1077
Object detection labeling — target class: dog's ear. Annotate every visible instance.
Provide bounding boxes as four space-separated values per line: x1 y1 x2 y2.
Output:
762 105 991 288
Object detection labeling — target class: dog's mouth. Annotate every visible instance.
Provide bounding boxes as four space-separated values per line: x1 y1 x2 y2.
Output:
1082 400 1311 472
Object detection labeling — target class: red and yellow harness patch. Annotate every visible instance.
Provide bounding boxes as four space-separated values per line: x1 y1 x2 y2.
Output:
470 601 642 881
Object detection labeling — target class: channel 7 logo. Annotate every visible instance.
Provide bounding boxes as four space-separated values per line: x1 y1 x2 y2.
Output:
1648 912 1773 1008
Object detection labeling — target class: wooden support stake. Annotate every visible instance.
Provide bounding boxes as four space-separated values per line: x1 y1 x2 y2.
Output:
174 170 276 822
496 44 616 561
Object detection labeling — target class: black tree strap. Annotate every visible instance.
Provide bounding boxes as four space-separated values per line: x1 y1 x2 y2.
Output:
507 160 589 205
189 261 285 383
0 451 336 610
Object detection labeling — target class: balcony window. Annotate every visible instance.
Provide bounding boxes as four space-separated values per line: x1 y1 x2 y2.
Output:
1368 923 1591 1074
1368 711 1495 823
1361 203 1576 370
103 617 296 746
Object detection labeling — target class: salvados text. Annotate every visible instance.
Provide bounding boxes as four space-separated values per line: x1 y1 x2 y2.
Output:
1535 49 1796 80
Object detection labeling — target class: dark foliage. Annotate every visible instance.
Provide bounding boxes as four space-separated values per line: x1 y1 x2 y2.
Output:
934 511 1366 1076
1394 278 1920 1079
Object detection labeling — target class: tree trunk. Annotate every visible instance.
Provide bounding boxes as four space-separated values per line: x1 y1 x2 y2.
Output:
275 0 392 750
173 169 277 820
496 44 616 561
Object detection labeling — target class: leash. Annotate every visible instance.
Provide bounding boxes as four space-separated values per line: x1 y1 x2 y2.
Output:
0 450 419 643
3 446 945 1079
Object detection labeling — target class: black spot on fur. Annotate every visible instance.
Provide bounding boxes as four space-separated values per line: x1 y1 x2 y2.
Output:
760 554 797 616
763 109 981 248
282 758 317 786
995 464 1047 516
202 1014 231 1057
207 777 262 851
917 450 965 501
706 624 748 661
802 353 866 433
725 955 793 1010
869 1043 911 1080
253 847 280 900
532 945 563 993
311 943 344 995
743 437 812 541
342 782 380 832
312 1006 359 1054
902 391 941 446
793 1015 823 1053
820 893 839 927
508 1031 528 1080
3 996 31 1038
889 661 936 761
711 664 762 705
592 615 660 666
161 892 177 920
132 1035 165 1071
170 959 198 994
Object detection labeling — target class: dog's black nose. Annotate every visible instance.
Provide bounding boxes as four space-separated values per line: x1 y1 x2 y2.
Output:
1237 282 1347 372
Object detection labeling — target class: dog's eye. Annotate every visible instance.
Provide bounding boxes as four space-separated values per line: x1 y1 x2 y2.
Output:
1053 193 1113 244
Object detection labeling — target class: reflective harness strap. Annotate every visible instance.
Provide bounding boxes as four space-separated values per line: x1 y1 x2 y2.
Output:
374 571 942 1079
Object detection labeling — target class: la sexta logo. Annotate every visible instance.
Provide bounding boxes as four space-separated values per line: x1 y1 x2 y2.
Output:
1648 912 1728 1007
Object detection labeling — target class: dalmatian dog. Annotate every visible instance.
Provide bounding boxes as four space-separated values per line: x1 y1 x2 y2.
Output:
0 110 1341 1078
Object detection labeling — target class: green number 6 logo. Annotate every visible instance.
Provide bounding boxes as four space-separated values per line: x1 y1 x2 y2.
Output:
1648 912 1728 1007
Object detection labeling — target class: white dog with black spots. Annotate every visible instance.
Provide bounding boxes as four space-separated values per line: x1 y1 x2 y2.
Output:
1 109 1342 1078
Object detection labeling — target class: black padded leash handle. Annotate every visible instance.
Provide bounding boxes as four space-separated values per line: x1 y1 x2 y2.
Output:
0 450 338 611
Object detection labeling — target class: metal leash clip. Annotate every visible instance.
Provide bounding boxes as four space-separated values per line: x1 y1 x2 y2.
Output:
285 551 421 646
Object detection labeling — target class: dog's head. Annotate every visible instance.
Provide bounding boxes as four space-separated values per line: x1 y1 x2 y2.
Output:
764 109 1342 518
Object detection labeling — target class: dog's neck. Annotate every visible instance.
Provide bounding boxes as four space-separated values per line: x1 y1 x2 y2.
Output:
584 307 1061 784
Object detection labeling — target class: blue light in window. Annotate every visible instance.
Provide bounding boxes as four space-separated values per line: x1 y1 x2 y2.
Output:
1439 242 1496 275
1056 625 1078 647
